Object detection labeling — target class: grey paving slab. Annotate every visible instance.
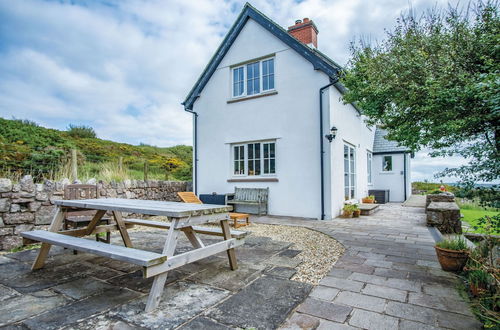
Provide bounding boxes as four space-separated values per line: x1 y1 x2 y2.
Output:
280 312 320 329
309 285 340 301
319 277 365 292
208 276 311 329
178 316 232 330
348 309 398 329
361 283 407 302
333 291 386 313
296 298 352 323
52 277 116 300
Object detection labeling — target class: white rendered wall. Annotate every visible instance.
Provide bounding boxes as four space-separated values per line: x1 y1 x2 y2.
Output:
372 153 408 202
327 85 376 217
193 18 330 218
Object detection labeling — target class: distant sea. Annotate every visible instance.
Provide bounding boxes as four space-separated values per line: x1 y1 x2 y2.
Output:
444 183 498 188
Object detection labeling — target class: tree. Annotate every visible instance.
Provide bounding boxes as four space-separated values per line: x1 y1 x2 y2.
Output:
340 1 499 188
67 124 97 139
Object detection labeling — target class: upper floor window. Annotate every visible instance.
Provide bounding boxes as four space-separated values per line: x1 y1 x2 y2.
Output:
232 141 276 176
232 58 275 98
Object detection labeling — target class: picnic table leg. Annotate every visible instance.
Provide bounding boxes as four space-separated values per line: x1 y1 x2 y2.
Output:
145 218 180 312
112 211 133 248
220 218 238 271
32 207 66 270
182 226 205 248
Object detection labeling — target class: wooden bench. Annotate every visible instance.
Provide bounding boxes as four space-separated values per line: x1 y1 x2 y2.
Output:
123 218 248 239
177 192 251 228
227 187 269 215
21 230 166 267
359 203 380 215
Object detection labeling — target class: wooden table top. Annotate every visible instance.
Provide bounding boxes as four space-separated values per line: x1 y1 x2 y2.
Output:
54 198 232 218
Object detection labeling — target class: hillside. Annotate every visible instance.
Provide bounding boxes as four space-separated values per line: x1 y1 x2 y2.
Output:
0 118 192 182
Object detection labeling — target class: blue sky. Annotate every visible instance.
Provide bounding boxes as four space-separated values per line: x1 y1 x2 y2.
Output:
0 0 467 181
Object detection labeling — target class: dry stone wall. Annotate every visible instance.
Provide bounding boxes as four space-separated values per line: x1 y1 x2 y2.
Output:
0 176 191 250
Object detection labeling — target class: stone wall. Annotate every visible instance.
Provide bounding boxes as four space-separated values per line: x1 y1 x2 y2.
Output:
425 193 462 234
0 176 191 250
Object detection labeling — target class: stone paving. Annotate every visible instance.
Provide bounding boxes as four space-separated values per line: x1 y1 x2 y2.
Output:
254 203 481 330
0 202 482 329
0 230 311 329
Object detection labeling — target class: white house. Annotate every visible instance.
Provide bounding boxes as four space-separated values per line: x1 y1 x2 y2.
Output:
182 4 412 219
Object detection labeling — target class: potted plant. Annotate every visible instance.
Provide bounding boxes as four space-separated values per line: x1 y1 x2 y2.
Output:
352 204 361 217
342 204 355 218
435 237 469 271
468 269 489 297
362 195 376 204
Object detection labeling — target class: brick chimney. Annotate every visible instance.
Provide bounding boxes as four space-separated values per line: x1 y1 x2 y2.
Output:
287 18 318 48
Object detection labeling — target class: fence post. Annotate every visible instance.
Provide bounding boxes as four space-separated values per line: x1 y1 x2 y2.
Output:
71 149 78 182
144 161 149 181
118 156 123 172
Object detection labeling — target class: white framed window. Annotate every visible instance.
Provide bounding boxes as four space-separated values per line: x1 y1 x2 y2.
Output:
263 142 276 174
382 155 393 171
231 58 275 98
367 151 372 184
344 144 356 200
233 145 245 175
233 67 244 97
231 141 276 176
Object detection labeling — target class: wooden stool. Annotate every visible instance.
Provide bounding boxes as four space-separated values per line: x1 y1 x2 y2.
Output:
230 213 250 228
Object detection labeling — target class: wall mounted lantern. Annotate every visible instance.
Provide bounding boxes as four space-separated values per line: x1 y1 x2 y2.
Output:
325 126 338 142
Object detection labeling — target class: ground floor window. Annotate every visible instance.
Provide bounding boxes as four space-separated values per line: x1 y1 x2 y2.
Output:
344 144 356 199
232 141 276 176
383 155 393 171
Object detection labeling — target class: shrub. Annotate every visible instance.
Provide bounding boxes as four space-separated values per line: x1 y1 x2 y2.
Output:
67 124 97 139
436 237 468 251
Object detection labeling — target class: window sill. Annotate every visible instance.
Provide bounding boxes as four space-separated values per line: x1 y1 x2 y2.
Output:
227 91 278 104
227 177 279 183
380 171 394 174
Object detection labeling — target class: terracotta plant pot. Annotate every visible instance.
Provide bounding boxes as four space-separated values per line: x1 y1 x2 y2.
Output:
470 283 487 297
353 210 361 217
342 211 353 218
434 246 469 271
362 198 374 204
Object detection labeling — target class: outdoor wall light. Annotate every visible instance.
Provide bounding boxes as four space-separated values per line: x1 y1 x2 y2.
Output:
325 126 338 142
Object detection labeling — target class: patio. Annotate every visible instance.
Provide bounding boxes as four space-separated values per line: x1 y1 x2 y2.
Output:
0 203 481 329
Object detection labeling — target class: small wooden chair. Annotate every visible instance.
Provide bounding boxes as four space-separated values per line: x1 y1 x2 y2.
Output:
63 184 111 246
177 192 250 228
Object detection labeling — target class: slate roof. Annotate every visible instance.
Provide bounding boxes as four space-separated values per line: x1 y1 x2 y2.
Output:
373 128 410 153
182 3 342 110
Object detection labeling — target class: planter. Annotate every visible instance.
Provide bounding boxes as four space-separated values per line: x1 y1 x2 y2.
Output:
470 283 487 297
342 211 353 218
362 198 375 204
353 210 361 217
435 246 469 271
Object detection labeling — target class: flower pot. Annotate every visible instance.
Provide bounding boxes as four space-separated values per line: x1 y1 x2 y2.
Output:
353 210 361 217
434 246 469 272
470 282 487 297
362 198 374 204
342 211 353 218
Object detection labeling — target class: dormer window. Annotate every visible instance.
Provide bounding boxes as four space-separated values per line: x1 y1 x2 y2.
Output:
231 57 275 98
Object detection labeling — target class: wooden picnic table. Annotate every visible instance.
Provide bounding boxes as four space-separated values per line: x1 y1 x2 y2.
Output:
21 198 246 312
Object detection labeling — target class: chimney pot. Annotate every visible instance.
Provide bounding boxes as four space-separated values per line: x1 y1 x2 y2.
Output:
287 18 318 48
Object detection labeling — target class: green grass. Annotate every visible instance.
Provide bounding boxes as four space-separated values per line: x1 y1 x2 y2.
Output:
461 209 499 235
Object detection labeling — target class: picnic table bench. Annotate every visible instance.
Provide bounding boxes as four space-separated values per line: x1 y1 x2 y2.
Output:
20 198 246 312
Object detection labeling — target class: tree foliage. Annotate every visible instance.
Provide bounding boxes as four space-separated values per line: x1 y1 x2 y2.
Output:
340 1 500 185
67 124 97 139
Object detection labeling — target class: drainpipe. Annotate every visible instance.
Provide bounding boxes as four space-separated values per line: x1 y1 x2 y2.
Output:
403 152 407 201
319 79 337 220
184 106 198 195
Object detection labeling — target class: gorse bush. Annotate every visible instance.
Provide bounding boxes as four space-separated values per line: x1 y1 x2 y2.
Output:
67 124 97 139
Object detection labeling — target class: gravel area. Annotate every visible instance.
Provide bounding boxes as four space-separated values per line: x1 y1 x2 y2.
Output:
244 223 344 285
130 217 344 285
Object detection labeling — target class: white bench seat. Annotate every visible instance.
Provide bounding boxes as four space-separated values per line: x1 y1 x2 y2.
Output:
21 230 166 267
123 218 248 239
